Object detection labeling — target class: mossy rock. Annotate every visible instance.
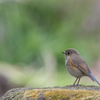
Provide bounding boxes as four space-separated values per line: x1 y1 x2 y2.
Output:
1 85 100 100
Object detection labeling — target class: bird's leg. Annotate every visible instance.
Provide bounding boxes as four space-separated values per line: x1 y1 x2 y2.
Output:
73 78 78 86
76 78 81 86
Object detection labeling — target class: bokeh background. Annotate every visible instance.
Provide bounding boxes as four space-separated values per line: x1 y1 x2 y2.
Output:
0 0 100 96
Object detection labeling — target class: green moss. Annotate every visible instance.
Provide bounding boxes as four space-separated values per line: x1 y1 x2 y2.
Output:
1 86 100 100
21 89 99 100
44 89 97 100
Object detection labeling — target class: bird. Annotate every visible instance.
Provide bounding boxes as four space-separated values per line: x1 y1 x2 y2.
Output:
62 48 100 86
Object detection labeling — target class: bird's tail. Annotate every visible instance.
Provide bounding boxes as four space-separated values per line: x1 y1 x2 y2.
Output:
90 73 100 86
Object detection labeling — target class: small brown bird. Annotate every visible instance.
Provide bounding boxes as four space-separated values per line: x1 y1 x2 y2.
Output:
62 48 100 86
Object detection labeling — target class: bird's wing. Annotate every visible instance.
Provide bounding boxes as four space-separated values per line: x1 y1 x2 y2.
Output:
70 55 91 76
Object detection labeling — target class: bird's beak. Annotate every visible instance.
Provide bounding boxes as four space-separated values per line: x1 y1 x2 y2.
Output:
62 52 65 54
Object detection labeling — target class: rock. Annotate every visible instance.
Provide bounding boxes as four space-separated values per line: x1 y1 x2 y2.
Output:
1 85 100 100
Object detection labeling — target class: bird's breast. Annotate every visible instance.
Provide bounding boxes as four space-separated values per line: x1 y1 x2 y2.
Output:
65 58 84 78
65 58 77 70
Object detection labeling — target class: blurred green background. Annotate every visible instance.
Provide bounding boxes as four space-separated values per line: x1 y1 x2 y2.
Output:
0 0 100 96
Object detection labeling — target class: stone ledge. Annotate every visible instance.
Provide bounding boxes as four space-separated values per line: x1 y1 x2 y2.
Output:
1 85 100 100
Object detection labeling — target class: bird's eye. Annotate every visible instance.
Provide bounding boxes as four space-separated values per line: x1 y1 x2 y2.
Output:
68 52 70 55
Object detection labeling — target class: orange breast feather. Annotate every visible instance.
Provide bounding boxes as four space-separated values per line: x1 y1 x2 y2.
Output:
68 59 77 70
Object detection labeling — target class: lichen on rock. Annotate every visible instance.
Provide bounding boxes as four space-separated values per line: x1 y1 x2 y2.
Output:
1 85 100 100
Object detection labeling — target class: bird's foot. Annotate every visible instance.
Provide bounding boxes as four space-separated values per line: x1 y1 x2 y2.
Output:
75 84 82 86
69 85 74 86
69 84 82 86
